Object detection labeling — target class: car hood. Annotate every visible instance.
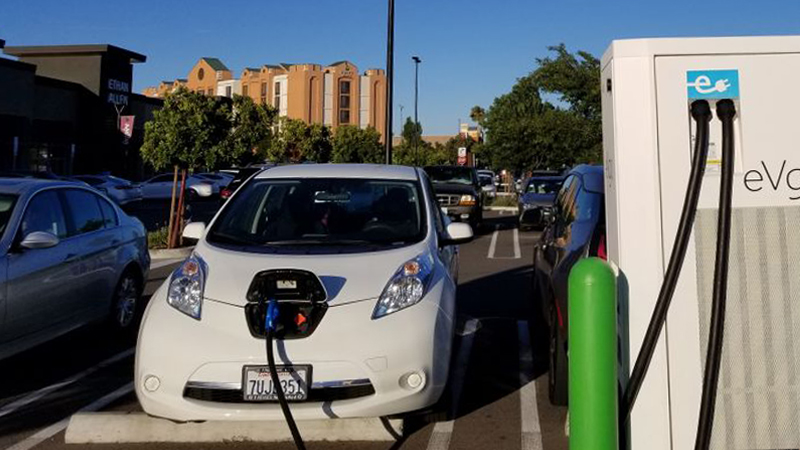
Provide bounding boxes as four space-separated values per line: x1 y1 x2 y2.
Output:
431 183 478 196
520 193 556 205
194 240 428 307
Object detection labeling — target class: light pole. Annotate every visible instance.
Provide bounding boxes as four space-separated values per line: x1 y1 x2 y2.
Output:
384 0 395 164
399 104 405 130
412 55 421 166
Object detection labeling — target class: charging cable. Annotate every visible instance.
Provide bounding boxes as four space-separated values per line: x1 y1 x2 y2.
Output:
694 99 736 450
621 100 713 421
263 298 307 450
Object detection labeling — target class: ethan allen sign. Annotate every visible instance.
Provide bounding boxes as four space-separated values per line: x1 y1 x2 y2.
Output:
106 78 130 106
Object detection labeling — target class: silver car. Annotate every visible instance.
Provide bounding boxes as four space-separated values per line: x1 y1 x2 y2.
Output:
0 179 150 360
72 174 144 206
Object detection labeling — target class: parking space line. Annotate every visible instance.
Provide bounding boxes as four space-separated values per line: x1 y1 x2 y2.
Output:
0 348 134 419
426 318 479 450
518 320 544 450
150 258 183 270
488 226 521 260
4 382 133 450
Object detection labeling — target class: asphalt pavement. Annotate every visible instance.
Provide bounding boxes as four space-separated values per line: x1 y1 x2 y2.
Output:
0 210 568 450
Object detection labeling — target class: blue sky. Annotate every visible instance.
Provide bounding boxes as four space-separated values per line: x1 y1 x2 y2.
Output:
2 0 799 135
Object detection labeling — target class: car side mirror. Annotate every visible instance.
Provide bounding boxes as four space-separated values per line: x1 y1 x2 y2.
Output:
20 231 60 250
440 222 474 247
182 222 206 242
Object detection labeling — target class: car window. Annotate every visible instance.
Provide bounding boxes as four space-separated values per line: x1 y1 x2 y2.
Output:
424 167 475 185
62 189 105 236
560 177 581 226
208 178 425 249
20 191 67 239
555 176 576 222
526 179 561 194
97 197 118 228
0 195 17 239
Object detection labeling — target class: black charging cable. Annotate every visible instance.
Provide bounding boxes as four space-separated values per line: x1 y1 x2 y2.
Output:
263 298 307 450
694 99 736 450
621 100 713 422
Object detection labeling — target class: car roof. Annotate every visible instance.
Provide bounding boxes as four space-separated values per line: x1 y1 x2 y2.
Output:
254 164 419 181
568 164 604 193
0 178 86 195
528 175 564 181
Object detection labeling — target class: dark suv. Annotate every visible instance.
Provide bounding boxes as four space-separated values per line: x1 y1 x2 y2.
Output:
532 165 606 405
423 165 483 229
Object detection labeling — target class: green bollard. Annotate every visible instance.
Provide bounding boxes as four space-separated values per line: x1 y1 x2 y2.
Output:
568 257 618 450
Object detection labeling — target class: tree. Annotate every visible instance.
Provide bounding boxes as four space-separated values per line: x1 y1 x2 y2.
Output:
470 106 486 124
331 126 384 163
267 118 333 163
228 95 278 165
479 44 602 173
140 87 235 247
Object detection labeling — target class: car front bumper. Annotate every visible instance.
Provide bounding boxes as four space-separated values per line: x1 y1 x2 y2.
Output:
135 279 455 421
441 205 480 223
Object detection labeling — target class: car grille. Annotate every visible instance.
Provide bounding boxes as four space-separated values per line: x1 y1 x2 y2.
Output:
183 382 375 404
436 194 461 207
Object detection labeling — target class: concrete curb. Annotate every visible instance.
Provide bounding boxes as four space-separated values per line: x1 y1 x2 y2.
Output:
149 247 193 261
484 206 519 212
65 412 403 443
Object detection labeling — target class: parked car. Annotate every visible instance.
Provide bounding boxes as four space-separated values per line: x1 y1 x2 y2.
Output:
219 167 261 201
194 172 233 192
477 170 497 186
0 179 150 360
424 165 483 229
478 173 497 199
518 175 564 230
532 165 605 405
140 173 214 200
72 174 143 206
135 164 473 421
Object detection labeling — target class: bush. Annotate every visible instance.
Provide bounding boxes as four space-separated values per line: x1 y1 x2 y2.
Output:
487 195 518 207
148 226 170 249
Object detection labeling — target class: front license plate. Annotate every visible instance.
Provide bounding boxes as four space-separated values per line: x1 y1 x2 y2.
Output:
242 365 310 402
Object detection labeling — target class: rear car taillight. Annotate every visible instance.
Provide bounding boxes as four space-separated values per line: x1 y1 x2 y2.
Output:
596 232 607 261
220 188 232 199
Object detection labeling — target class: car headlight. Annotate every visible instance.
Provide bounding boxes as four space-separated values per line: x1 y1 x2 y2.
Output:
167 255 206 320
372 254 434 319
459 195 476 206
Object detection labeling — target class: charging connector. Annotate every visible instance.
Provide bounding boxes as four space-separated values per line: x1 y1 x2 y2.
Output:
263 298 306 450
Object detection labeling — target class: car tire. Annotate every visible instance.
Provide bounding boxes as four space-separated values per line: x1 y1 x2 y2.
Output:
109 269 143 332
548 303 569 406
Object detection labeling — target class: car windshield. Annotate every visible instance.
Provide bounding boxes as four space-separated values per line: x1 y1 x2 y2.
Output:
425 167 475 185
526 179 561 194
0 194 17 238
207 178 424 249
479 175 493 186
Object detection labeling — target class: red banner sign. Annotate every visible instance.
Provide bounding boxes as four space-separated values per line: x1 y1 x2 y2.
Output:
120 115 135 138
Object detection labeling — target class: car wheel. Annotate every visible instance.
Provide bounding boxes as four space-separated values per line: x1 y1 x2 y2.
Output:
549 303 568 406
109 270 142 331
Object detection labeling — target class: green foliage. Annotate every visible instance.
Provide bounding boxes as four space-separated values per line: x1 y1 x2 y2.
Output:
331 126 384 163
267 118 333 163
148 225 170 249
479 44 602 173
140 88 236 171
229 95 278 165
487 195 518 207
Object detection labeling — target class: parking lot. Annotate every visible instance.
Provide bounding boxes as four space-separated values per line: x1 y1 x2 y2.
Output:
0 210 567 450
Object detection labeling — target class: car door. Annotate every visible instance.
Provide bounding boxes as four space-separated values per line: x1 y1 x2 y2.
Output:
4 189 81 342
61 189 121 320
142 174 174 199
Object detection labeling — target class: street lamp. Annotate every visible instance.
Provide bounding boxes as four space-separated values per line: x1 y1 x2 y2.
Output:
385 0 395 164
412 56 422 166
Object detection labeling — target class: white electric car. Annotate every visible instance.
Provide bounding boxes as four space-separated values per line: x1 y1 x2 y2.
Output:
135 164 473 421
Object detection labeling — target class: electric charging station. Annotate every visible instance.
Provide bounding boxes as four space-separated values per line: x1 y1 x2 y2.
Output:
602 36 800 449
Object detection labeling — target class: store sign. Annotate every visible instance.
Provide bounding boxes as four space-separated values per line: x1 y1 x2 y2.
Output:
106 78 131 106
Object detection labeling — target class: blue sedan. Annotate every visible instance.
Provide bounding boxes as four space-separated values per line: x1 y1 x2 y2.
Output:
0 179 150 360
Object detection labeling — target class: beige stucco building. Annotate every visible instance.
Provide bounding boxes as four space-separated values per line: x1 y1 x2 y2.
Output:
143 58 387 141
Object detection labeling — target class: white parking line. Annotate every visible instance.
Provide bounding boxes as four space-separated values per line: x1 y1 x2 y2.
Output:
150 258 183 270
488 226 521 260
518 321 544 450
426 318 479 450
4 383 133 450
0 348 134 419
